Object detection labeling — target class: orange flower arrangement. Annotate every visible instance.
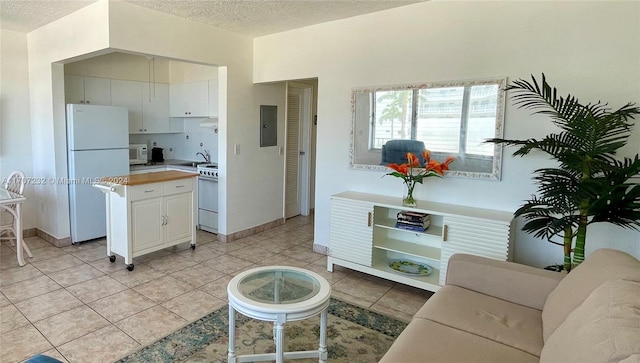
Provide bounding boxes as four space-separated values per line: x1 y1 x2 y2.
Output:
385 150 454 206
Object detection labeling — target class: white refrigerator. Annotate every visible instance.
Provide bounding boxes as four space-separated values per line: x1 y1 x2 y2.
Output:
67 104 130 244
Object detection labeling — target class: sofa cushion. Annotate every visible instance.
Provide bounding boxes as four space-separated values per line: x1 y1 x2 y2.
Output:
542 249 640 341
379 317 539 363
414 285 544 356
619 356 640 363
540 279 640 363
446 253 564 310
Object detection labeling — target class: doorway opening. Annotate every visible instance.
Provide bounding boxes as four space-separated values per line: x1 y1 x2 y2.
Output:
284 80 317 219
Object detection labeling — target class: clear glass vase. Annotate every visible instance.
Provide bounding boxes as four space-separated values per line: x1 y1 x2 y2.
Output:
403 182 417 207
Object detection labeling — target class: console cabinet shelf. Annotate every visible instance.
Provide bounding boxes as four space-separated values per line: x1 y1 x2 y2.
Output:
327 191 514 292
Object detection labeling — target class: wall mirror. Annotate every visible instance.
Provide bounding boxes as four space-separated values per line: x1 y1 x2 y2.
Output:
350 77 506 180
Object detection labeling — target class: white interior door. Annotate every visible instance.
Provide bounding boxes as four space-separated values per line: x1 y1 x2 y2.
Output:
285 88 303 219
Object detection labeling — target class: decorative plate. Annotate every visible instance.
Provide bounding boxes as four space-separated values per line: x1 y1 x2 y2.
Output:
388 259 432 276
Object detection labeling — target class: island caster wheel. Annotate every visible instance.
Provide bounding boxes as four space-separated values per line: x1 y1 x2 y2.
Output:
126 264 134 271
191 244 196 250
109 255 116 263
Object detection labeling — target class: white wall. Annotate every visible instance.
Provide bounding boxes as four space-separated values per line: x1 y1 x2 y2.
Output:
107 1 286 234
254 83 287 216
169 61 217 83
129 120 219 162
254 1 640 266
20 0 286 239
1 30 36 229
64 52 219 84
64 52 172 83
27 1 111 237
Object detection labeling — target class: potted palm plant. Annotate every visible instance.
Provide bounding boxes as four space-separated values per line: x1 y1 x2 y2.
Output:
487 74 640 271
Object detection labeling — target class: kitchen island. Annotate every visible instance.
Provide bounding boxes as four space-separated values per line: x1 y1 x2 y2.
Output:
94 170 198 270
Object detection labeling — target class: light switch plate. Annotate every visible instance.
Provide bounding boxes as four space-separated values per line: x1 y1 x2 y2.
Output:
234 144 240 155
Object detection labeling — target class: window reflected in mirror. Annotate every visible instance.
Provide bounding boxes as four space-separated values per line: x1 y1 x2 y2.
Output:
351 78 506 180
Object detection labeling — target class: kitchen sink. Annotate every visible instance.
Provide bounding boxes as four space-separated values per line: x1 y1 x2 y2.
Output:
172 161 210 167
190 161 211 167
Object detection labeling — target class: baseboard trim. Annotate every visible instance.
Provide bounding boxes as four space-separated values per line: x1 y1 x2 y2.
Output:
35 229 71 248
217 218 286 243
23 228 37 238
312 243 327 255
29 217 309 248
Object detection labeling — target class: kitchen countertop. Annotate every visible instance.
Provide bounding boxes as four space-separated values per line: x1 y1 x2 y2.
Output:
129 159 211 172
101 170 198 186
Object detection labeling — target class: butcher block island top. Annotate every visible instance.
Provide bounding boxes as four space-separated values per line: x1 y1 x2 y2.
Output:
101 170 198 186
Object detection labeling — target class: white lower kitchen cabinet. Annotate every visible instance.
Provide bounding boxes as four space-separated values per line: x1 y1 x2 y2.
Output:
164 192 193 241
327 191 514 292
131 197 164 251
95 171 198 270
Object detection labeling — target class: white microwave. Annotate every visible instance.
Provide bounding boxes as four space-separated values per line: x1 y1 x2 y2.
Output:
129 144 148 165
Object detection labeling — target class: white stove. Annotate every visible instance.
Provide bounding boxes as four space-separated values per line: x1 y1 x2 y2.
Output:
197 163 218 233
197 164 219 180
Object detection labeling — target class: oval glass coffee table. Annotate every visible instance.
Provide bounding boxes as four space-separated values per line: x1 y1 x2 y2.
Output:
227 266 331 363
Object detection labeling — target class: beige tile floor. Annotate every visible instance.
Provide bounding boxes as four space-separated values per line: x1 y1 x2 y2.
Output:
0 215 432 363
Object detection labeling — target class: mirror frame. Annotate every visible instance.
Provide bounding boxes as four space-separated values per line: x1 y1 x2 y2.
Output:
349 77 507 180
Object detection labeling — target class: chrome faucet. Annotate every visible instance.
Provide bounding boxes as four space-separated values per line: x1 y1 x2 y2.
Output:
196 150 211 163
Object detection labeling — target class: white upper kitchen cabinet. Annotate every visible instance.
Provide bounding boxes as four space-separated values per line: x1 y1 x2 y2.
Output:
143 83 182 133
111 80 144 134
208 79 219 117
65 75 112 105
112 80 180 134
170 80 209 117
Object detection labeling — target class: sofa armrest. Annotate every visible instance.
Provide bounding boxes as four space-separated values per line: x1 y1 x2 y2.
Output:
445 254 565 310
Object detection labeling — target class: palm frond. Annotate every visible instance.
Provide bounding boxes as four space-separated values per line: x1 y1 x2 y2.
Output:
589 183 640 228
506 74 640 134
492 73 640 252
506 74 591 128
515 194 580 241
608 156 640 179
532 168 581 201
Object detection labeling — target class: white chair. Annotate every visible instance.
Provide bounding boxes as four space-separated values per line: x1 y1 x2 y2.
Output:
0 170 32 258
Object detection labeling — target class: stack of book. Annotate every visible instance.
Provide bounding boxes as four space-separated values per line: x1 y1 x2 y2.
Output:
395 211 430 232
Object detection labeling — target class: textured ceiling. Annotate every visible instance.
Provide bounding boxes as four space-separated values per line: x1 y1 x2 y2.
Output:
1 0 424 36
1 1 97 33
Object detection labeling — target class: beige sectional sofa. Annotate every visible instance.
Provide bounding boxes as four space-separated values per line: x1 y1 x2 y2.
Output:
380 249 640 363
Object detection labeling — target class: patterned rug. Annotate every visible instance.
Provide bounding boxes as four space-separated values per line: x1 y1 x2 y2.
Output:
117 298 407 363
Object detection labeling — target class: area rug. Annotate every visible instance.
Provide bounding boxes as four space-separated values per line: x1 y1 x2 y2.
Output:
118 298 407 363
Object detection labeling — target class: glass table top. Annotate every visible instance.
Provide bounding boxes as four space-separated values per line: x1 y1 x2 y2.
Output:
238 269 321 305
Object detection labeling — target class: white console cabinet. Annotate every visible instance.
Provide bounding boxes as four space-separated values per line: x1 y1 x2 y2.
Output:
328 191 514 292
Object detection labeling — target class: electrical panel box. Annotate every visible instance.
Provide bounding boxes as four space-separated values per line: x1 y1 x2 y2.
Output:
260 105 277 147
